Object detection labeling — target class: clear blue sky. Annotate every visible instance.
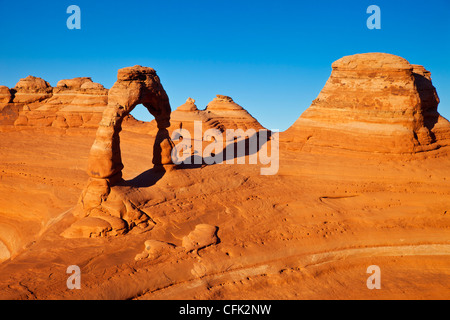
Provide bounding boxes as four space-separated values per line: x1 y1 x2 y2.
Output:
0 0 449 131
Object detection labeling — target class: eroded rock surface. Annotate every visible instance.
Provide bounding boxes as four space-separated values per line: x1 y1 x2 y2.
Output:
283 53 450 155
182 224 219 252
135 240 176 261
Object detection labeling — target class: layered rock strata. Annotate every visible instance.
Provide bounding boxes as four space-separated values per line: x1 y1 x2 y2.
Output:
284 53 450 155
14 77 108 128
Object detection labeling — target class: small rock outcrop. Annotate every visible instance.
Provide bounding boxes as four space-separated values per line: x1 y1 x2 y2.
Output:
168 97 209 133
13 76 52 104
204 95 264 131
87 66 173 181
56 77 93 89
135 240 176 261
182 224 219 252
177 97 198 112
158 95 265 137
0 86 11 105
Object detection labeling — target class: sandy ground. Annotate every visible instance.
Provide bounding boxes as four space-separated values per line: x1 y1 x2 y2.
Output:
0 128 449 299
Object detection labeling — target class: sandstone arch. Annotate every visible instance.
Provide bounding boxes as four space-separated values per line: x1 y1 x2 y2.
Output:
87 66 174 182
63 66 174 238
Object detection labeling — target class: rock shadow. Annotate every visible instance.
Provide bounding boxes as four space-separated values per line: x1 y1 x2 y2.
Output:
413 72 440 142
177 130 273 170
114 130 273 189
119 167 166 188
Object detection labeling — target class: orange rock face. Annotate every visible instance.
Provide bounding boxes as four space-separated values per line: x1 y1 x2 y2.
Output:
0 76 108 130
19 78 108 129
13 75 52 104
0 54 449 300
170 98 206 132
128 95 265 137
284 53 450 155
204 95 264 131
0 86 11 105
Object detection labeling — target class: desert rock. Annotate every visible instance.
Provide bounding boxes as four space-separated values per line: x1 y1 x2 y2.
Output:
13 75 52 104
204 95 264 131
177 97 198 112
0 54 449 300
182 224 219 252
0 76 109 130
60 216 113 238
138 95 265 137
283 53 450 155
56 77 93 89
0 86 11 105
20 77 108 129
135 240 176 261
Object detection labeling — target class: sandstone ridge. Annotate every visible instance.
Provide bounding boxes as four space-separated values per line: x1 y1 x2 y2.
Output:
0 76 108 129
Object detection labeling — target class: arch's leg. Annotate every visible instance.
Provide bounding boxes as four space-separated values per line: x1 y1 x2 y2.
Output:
153 128 175 168
87 104 126 181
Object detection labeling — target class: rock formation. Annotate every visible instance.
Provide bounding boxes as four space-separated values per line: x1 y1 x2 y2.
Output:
0 86 11 105
136 95 265 136
0 86 15 126
168 97 209 133
0 76 109 129
12 75 52 104
56 77 92 89
64 66 175 238
15 77 108 128
135 240 176 261
283 53 450 155
0 76 54 128
204 95 264 131
0 76 264 137
182 224 219 252
1 53 450 300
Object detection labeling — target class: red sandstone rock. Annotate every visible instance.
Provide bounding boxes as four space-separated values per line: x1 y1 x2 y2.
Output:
0 86 11 105
283 53 450 154
56 77 93 89
204 95 264 131
13 75 52 104
143 95 265 138
1 54 450 300
13 77 108 129
182 224 219 252
135 240 176 261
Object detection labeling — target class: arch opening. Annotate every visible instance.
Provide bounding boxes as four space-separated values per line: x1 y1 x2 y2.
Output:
130 104 154 123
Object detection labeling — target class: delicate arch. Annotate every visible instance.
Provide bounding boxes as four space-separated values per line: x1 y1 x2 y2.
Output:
87 66 173 183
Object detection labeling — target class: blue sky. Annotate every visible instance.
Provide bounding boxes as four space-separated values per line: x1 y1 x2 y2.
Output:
0 0 449 131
